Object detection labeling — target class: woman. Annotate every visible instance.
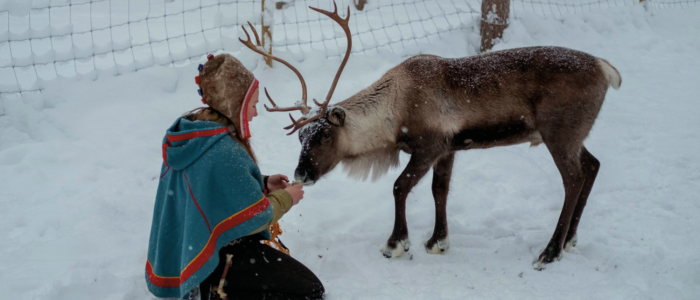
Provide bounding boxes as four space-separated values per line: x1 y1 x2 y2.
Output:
145 54 324 300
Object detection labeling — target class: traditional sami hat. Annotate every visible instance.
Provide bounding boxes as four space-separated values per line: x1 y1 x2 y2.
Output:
196 54 258 140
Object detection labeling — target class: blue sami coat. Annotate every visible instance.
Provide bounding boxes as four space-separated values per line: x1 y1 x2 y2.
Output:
146 117 273 298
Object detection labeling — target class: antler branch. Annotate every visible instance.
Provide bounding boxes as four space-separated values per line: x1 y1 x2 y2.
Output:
283 112 323 135
309 1 352 107
263 88 308 113
239 22 310 116
241 1 352 135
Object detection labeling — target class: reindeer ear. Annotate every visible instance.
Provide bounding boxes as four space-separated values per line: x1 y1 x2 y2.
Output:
327 106 345 126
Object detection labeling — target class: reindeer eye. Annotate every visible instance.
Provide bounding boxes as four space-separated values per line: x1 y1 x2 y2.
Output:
322 131 331 139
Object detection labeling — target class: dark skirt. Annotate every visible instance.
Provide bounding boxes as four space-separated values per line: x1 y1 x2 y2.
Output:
198 235 325 300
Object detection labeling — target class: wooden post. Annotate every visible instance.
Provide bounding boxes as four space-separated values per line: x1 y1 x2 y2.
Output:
480 0 510 53
354 0 367 11
261 0 273 67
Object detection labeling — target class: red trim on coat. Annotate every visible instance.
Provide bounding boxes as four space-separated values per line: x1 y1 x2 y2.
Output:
183 173 212 233
162 143 170 167
160 166 170 179
146 260 180 287
167 128 229 143
146 197 270 287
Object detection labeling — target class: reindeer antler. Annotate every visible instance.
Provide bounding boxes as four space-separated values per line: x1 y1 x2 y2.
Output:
240 1 352 135
309 1 352 107
239 22 310 115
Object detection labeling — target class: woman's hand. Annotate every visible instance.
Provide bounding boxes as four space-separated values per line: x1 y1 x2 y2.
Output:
284 184 304 206
267 174 289 192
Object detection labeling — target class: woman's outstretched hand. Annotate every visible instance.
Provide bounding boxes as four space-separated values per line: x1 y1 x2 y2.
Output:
267 174 289 192
284 184 304 206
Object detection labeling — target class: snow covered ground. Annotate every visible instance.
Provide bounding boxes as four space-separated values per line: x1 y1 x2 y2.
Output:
1 2 700 300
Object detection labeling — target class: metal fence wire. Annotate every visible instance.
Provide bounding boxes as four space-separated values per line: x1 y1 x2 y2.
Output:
0 0 696 95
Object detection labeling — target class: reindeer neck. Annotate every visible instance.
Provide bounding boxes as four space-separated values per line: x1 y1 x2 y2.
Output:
337 77 399 157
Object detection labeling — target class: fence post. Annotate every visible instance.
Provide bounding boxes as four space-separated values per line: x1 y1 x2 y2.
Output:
480 0 510 53
354 0 367 11
261 0 274 67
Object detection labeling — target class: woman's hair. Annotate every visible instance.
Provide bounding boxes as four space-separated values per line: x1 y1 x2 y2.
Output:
186 107 258 163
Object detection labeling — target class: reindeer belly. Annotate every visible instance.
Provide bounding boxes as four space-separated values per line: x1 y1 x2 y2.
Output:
451 119 540 150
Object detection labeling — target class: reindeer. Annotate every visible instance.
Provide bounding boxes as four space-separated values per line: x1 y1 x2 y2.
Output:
239 2 621 270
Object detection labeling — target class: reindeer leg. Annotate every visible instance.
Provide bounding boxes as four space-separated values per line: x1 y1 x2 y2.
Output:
425 152 455 254
564 147 600 252
534 144 585 270
381 152 437 259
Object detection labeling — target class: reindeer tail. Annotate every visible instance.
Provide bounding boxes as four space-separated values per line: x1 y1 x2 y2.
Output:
597 58 622 90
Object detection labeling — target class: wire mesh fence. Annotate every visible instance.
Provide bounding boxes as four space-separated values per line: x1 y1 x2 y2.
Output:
0 0 266 94
270 0 481 59
0 0 697 95
511 0 698 18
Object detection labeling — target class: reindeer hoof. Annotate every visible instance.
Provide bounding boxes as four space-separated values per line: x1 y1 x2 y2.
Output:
564 234 578 253
381 238 411 258
533 260 547 271
425 237 450 254
533 245 564 270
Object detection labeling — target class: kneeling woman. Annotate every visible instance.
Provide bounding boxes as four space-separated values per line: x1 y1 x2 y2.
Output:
145 54 324 300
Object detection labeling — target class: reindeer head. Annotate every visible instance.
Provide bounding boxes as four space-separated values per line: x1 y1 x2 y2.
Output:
239 1 352 186
293 106 347 185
